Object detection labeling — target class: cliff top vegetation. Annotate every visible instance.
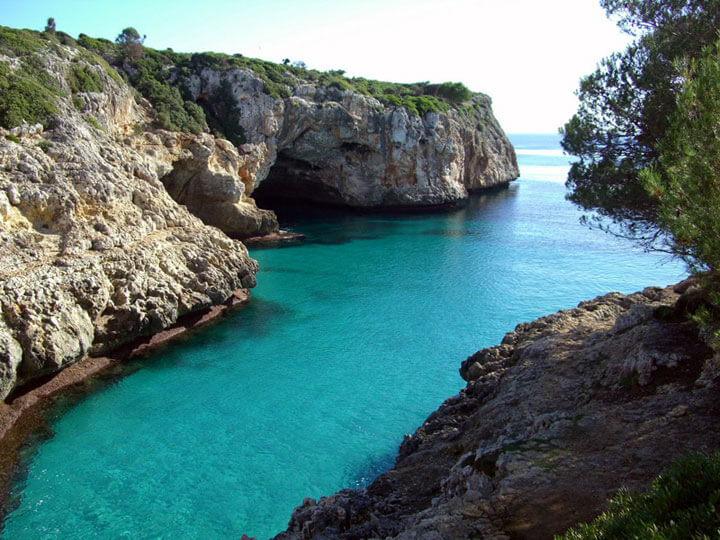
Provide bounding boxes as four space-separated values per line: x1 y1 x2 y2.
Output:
0 24 485 136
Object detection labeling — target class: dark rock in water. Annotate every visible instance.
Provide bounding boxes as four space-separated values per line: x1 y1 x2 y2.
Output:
273 279 720 539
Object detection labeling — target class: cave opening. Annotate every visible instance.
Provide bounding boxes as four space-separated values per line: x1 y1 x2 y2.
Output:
251 151 349 219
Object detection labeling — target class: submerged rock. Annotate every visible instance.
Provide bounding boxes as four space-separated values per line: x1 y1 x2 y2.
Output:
273 280 720 539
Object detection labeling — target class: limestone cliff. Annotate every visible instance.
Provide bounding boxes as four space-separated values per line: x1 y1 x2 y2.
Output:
0 39 263 400
184 69 518 207
273 280 720 539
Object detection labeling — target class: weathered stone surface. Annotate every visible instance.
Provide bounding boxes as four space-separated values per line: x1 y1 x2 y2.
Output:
0 45 259 400
186 69 519 208
273 280 720 539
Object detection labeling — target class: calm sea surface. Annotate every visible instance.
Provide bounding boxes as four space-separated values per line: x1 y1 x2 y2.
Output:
1 134 686 539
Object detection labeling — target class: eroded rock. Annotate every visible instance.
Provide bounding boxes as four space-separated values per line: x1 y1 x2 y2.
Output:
0 44 259 400
186 69 519 208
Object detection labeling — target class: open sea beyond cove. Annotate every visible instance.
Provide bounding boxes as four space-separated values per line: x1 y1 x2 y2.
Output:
0 134 686 539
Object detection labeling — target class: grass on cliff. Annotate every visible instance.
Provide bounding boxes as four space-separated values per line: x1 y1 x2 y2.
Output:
557 451 720 540
0 26 125 129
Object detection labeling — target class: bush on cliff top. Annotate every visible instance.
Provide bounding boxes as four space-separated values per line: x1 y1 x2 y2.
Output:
0 23 482 133
558 451 720 540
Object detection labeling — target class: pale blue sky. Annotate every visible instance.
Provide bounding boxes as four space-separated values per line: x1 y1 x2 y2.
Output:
2 0 632 133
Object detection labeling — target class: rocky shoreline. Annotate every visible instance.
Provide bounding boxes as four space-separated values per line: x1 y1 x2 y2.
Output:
269 279 720 539
0 288 251 516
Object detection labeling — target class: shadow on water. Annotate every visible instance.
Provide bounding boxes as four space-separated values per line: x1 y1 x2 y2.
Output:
253 185 520 248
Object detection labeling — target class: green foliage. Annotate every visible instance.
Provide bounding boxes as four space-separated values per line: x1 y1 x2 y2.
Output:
0 23 482 139
83 115 103 131
427 81 472 103
68 65 104 93
4 134 20 143
0 59 59 128
115 27 144 61
77 34 116 57
558 451 720 539
55 31 76 47
36 140 51 153
204 79 246 145
641 38 720 274
0 26 52 55
561 0 720 242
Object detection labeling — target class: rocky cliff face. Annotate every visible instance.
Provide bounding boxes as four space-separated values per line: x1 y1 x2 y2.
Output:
0 43 263 400
273 280 720 539
186 69 518 207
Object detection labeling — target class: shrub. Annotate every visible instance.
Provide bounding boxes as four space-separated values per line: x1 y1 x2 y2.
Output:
203 79 246 146
0 26 50 55
68 65 104 93
0 60 58 128
84 115 103 131
558 451 720 539
115 27 144 61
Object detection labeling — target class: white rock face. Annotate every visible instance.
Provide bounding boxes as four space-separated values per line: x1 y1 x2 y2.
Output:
187 69 519 207
0 46 259 400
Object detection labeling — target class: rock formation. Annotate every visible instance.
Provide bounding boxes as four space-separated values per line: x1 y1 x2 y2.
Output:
272 280 720 539
0 43 261 400
186 70 518 207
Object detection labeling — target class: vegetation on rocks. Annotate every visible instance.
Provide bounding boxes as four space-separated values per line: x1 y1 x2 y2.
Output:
0 22 480 135
0 55 59 129
559 1 720 535
560 451 720 540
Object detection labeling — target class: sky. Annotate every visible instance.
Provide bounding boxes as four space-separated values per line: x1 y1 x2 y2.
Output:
1 0 633 133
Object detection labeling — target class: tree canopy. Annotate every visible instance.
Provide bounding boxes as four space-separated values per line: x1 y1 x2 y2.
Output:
641 37 720 274
115 27 145 60
561 0 720 243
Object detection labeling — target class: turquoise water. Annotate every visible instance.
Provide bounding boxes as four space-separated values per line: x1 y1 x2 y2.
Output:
1 134 686 539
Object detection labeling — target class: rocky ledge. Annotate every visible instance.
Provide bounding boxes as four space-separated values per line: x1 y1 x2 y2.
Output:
272 279 720 539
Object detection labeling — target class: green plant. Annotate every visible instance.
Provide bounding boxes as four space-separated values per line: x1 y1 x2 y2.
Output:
115 27 145 61
0 60 59 128
641 37 720 274
558 451 720 539
204 79 246 145
4 134 20 143
84 115 103 131
68 65 104 93
0 26 53 55
36 140 51 152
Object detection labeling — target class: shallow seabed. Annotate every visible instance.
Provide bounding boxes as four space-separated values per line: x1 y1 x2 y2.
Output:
0 134 686 539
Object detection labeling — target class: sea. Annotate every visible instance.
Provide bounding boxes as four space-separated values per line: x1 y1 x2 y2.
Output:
0 133 686 539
